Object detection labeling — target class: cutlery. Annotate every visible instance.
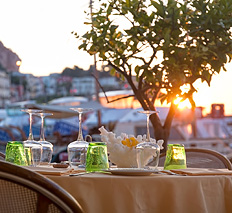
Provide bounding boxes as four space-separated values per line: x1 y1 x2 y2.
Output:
69 171 111 176
69 172 94 176
159 170 187 176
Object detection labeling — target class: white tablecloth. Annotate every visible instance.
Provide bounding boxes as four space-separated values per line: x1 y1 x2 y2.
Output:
46 169 232 213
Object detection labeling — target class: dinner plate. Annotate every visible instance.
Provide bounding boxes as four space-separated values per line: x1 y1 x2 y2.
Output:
102 168 159 176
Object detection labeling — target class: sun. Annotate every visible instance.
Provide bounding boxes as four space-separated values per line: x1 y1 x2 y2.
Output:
16 60 22 67
174 97 192 110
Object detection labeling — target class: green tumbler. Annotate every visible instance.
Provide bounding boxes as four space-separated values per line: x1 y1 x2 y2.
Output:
164 144 187 170
5 141 28 166
86 142 109 172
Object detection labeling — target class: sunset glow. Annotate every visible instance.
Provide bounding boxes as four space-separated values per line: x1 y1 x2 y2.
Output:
174 97 192 110
16 60 22 67
1 0 232 115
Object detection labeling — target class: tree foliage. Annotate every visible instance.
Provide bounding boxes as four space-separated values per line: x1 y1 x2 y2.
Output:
75 0 232 150
62 65 113 78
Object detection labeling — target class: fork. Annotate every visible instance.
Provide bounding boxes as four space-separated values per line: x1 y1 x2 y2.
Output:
69 170 111 176
159 170 186 176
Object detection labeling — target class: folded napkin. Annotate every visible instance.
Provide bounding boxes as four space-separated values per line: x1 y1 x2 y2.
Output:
23 165 84 176
170 168 232 176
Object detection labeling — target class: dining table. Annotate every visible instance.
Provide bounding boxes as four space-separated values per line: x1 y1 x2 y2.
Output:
28 166 232 213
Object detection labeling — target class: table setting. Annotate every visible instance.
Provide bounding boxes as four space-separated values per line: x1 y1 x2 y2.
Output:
4 108 232 177
3 108 232 213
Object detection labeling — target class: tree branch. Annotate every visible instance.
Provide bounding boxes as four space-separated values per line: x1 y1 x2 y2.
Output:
106 94 135 103
91 72 135 104
91 73 110 103
164 102 177 130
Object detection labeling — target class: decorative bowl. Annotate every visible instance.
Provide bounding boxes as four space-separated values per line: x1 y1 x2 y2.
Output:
99 126 163 168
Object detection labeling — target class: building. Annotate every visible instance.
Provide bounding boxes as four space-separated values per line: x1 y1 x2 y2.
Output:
41 76 57 96
71 77 95 96
0 70 10 107
25 74 44 99
71 75 125 98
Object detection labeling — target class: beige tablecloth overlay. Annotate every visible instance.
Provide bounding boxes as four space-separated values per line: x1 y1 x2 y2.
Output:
170 168 232 176
24 165 83 176
47 169 232 213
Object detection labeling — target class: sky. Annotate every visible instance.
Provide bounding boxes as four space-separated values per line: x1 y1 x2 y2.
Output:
0 0 232 116
0 0 93 74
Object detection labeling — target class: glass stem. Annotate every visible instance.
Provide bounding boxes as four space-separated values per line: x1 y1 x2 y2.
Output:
77 112 84 141
40 115 45 141
28 113 34 140
146 114 151 142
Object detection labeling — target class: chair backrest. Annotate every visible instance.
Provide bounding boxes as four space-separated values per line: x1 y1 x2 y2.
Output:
0 127 15 141
0 152 5 160
0 160 83 213
158 147 232 170
9 125 27 141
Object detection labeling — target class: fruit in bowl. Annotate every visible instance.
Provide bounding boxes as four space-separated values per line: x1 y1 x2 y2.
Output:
99 126 163 168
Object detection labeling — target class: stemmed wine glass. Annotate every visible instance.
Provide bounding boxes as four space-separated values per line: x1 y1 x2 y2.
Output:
136 110 160 169
35 112 53 164
68 108 93 168
21 109 43 166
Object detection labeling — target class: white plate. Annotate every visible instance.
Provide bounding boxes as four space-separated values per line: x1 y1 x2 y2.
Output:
103 168 159 176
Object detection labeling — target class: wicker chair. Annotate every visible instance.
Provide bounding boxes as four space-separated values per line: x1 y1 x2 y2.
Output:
157 147 232 170
0 152 5 160
0 160 83 213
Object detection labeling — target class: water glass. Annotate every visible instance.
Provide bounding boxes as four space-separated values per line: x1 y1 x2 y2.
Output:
68 140 89 168
5 141 28 166
164 144 187 170
136 142 160 169
86 142 109 172
24 141 42 167
40 144 53 164
31 146 42 167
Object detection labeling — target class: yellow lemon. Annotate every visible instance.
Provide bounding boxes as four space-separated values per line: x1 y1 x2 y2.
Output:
130 137 139 147
121 138 130 147
125 138 131 146
122 137 139 148
121 139 127 146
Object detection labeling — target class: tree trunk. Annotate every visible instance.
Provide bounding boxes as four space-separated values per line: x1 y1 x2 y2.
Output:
150 116 169 153
128 78 176 153
150 103 177 153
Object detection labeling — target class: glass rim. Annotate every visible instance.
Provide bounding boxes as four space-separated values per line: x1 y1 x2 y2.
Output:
89 142 106 145
167 144 184 147
7 141 23 144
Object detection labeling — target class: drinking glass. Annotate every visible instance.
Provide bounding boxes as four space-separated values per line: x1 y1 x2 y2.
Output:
5 141 28 166
164 144 187 170
68 108 93 168
35 112 53 164
136 110 160 169
21 109 43 166
86 142 109 172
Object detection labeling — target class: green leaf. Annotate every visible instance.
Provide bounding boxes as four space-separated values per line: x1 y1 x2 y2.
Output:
134 66 140 75
126 0 130 7
78 43 86 50
110 67 116 75
151 0 164 17
84 22 92 25
114 58 120 66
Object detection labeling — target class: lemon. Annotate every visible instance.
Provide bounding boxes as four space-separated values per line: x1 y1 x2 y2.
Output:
121 137 139 148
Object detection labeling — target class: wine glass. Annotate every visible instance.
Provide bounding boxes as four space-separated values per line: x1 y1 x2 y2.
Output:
136 110 160 169
35 112 53 164
21 109 43 167
68 108 93 168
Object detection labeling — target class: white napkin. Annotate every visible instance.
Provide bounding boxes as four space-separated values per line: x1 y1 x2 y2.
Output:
23 165 84 176
170 168 232 176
